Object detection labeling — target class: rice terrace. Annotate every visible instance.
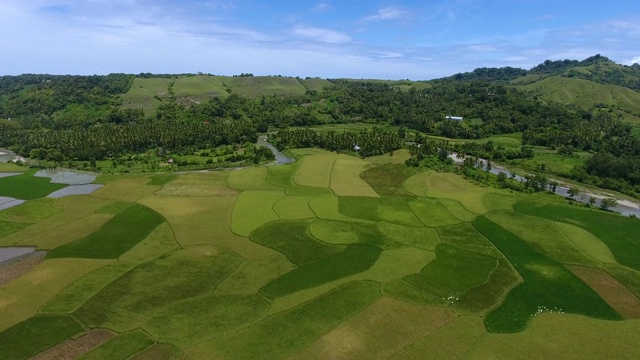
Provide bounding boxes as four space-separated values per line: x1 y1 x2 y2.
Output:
1 144 640 359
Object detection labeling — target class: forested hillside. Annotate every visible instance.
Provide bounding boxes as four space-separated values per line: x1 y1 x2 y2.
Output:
1 56 639 197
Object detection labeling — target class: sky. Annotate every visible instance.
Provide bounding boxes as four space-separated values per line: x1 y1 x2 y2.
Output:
1 1 639 79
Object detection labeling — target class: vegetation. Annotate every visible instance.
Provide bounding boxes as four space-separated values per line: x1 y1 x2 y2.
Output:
2 55 640 358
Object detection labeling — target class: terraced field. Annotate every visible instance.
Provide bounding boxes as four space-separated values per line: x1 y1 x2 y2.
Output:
1 149 639 359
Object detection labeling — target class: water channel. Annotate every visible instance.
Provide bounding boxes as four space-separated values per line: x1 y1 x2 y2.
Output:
449 153 640 217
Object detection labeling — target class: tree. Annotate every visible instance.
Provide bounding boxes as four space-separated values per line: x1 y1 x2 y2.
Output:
600 198 617 211
588 196 596 207
568 186 580 200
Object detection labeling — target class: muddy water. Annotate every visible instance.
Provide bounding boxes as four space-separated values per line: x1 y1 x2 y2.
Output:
257 136 295 164
47 184 104 198
0 247 36 264
34 169 97 185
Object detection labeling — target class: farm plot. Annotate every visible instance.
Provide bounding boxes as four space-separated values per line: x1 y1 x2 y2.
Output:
407 198 463 227
474 216 622 333
75 246 243 332
295 298 456 360
184 282 380 360
515 202 640 271
231 191 285 236
47 204 164 259
0 258 110 332
330 157 379 197
0 316 85 360
0 169 67 200
293 152 336 188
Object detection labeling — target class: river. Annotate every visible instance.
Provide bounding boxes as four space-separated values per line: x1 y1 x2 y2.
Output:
449 154 640 217
257 136 295 164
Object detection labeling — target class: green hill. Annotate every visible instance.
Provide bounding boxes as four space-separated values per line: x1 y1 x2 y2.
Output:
515 76 640 123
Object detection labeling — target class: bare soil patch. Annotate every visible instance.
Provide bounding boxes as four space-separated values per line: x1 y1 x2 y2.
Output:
30 329 114 360
567 265 640 319
0 253 45 286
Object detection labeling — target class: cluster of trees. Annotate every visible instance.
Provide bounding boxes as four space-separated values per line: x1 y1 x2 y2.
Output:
3 120 257 161
272 128 403 157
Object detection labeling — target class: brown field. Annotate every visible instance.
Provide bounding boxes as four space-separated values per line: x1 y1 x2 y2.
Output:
567 265 640 319
0 253 45 286
31 329 114 360
293 297 456 360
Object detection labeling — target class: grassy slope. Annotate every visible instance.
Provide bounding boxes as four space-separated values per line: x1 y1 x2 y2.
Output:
516 76 640 127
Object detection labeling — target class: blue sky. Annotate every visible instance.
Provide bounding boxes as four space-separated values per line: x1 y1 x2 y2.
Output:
1 0 639 79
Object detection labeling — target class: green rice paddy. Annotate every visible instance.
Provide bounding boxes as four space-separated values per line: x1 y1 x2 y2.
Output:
1 148 639 359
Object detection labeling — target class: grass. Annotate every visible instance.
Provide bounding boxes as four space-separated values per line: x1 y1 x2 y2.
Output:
96 201 133 214
437 223 504 257
0 258 110 332
376 197 424 227
40 261 136 315
267 161 333 196
0 197 112 246
0 316 84 360
250 220 343 265
47 204 165 259
215 256 295 296
365 149 411 165
227 167 283 191
330 157 379 197
0 169 67 199
272 195 316 219
17 213 113 249
404 243 498 297
172 75 228 99
402 171 431 196
554 221 617 264
310 219 397 249
231 191 285 236
79 330 155 360
470 313 640 359
0 162 26 172
138 196 248 249
184 281 380 360
407 198 463 227
487 211 601 266
144 294 269 348
293 152 336 188
309 195 370 222
377 222 440 250
454 258 521 314
120 77 172 116
130 343 182 360
259 244 381 299
473 216 622 333
268 247 435 314
92 174 159 202
294 298 457 360
0 198 60 223
567 265 640 319
389 315 486 360
0 221 29 240
75 246 243 332
338 196 380 222
147 174 177 186
514 202 640 271
155 171 237 197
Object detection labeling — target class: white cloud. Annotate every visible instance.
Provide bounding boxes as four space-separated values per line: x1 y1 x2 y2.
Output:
313 3 332 12
625 56 640 65
363 6 408 21
293 26 351 43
